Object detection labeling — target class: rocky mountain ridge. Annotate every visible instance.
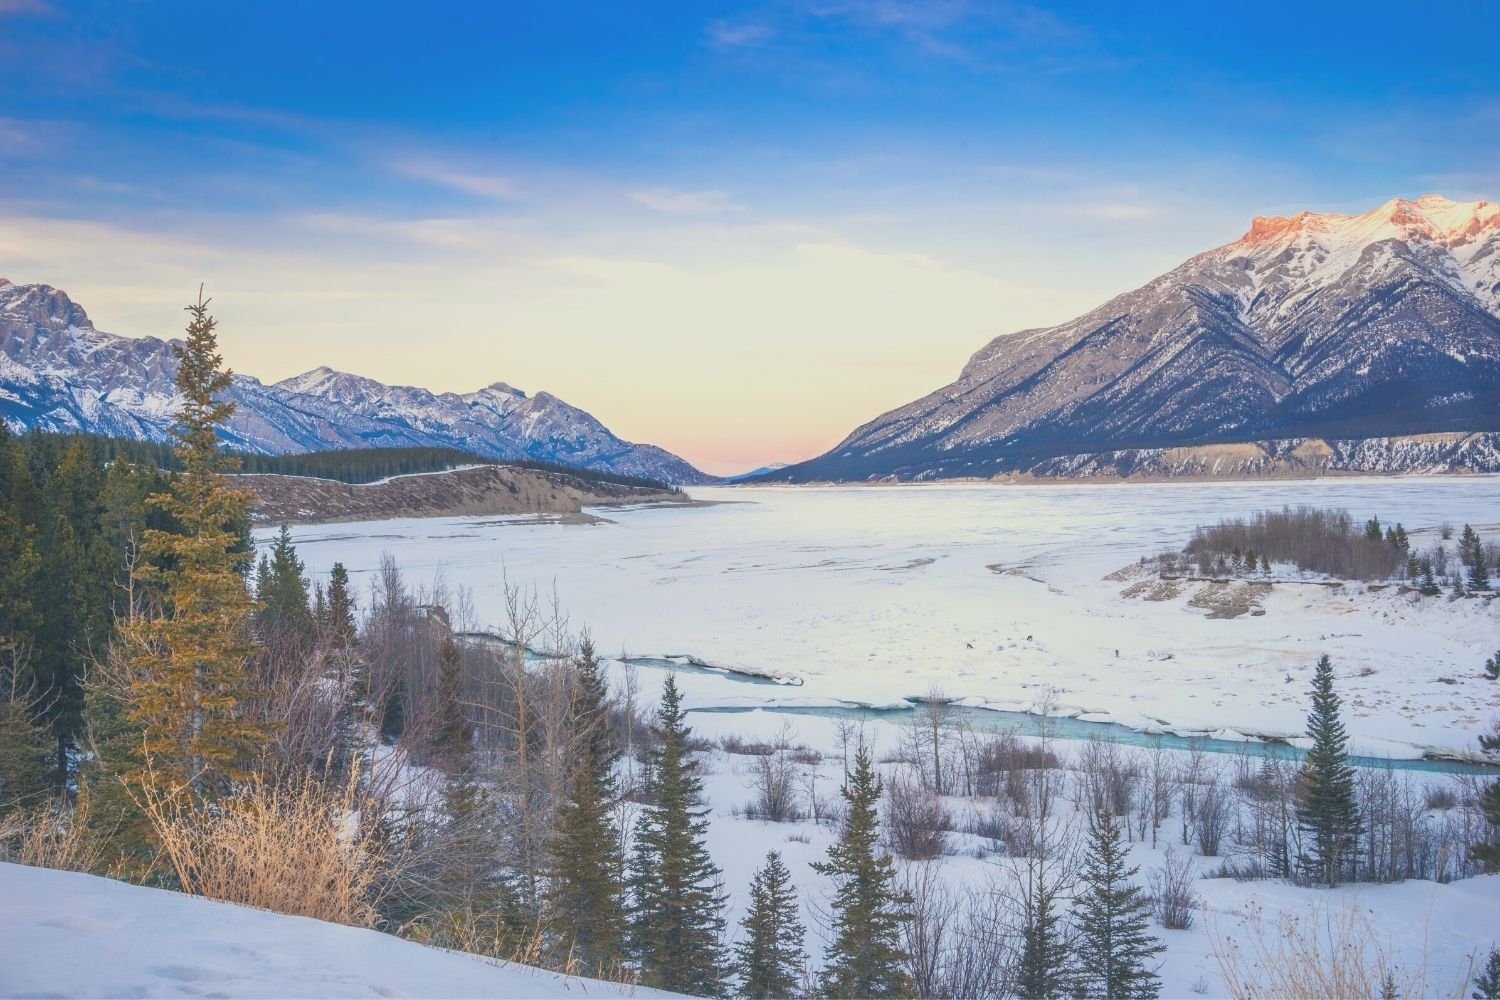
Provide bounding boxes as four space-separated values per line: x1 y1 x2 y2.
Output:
773 194 1500 482
0 279 712 484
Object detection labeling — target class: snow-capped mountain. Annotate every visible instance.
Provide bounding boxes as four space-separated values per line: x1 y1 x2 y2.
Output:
775 194 1500 481
0 279 713 484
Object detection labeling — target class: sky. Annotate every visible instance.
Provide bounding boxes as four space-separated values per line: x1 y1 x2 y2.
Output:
2 2 1498 474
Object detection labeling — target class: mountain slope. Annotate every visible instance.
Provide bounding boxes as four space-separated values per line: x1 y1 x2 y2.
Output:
0 280 713 484
777 194 1500 481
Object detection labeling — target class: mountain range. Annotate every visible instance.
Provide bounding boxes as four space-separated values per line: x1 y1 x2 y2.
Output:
0 279 713 484
770 194 1500 481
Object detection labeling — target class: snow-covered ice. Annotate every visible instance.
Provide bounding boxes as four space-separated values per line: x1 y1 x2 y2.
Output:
267 477 1500 759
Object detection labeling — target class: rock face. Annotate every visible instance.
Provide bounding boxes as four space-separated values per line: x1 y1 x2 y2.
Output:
236 464 692 525
776 194 1500 481
0 280 713 484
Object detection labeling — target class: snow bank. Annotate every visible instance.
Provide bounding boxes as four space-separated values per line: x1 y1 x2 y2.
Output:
0 863 679 999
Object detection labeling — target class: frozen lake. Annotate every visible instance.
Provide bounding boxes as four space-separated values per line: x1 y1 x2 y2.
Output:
266 477 1500 758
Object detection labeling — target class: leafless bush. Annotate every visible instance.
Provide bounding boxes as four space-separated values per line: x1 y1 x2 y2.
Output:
1424 784 1458 811
966 800 1029 857
1186 506 1407 580
974 731 1058 805
1150 846 1197 930
1193 779 1231 857
1074 738 1140 824
720 733 774 756
886 771 952 860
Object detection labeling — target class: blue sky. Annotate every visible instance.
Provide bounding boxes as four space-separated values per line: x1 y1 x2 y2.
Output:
3 1 1498 472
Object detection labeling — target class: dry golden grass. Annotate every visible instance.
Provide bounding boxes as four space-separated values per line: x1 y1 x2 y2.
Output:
1211 900 1467 1000
137 762 394 928
0 793 112 875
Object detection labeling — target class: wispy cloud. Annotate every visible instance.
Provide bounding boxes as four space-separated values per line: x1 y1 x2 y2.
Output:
392 159 519 200
705 18 774 48
630 187 746 215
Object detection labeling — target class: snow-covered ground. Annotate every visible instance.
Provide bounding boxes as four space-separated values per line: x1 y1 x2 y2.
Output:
0 862 680 999
679 707 1498 1000
268 478 1500 759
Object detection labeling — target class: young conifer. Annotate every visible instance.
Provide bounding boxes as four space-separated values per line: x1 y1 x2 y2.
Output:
546 638 627 975
1294 654 1361 886
1072 808 1164 999
814 746 912 998
734 850 808 999
627 674 729 996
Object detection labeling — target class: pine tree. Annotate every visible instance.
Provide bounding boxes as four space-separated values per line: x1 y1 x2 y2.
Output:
546 638 627 975
735 850 808 999
1474 725 1500 873
322 562 358 650
1072 808 1163 999
1294 655 1361 886
1016 857 1072 1000
256 526 314 650
1364 516 1383 542
814 746 912 999
1485 650 1499 682
111 291 271 800
627 674 729 996
1462 524 1492 591
0 654 52 816
1419 559 1440 596
1473 948 1500 1000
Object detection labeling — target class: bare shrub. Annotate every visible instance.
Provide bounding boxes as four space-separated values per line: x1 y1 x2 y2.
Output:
974 731 1059 806
138 764 399 928
0 795 108 875
886 771 952 860
1150 846 1197 930
740 722 805 823
1211 902 1462 1000
1186 506 1407 580
1193 779 1230 857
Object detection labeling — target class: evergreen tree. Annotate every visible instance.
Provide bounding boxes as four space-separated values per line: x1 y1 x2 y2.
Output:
1363 516 1383 542
1419 559 1440 596
814 746 912 999
1462 524 1492 591
1473 948 1500 1000
1485 650 1499 682
1072 808 1163 999
627 674 729 996
734 850 808 999
546 638 627 975
1294 655 1361 886
256 526 314 650
0 654 52 816
1474 725 1500 873
111 291 271 800
1016 857 1073 1000
322 563 358 650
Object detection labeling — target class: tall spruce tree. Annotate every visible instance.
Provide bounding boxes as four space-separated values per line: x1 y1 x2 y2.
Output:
627 674 729 996
734 850 808 999
546 638 627 974
1294 654 1361 886
814 746 912 999
111 291 271 800
1072 808 1164 1000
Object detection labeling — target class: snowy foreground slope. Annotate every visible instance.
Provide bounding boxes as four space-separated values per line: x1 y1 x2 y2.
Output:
0 863 679 1000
